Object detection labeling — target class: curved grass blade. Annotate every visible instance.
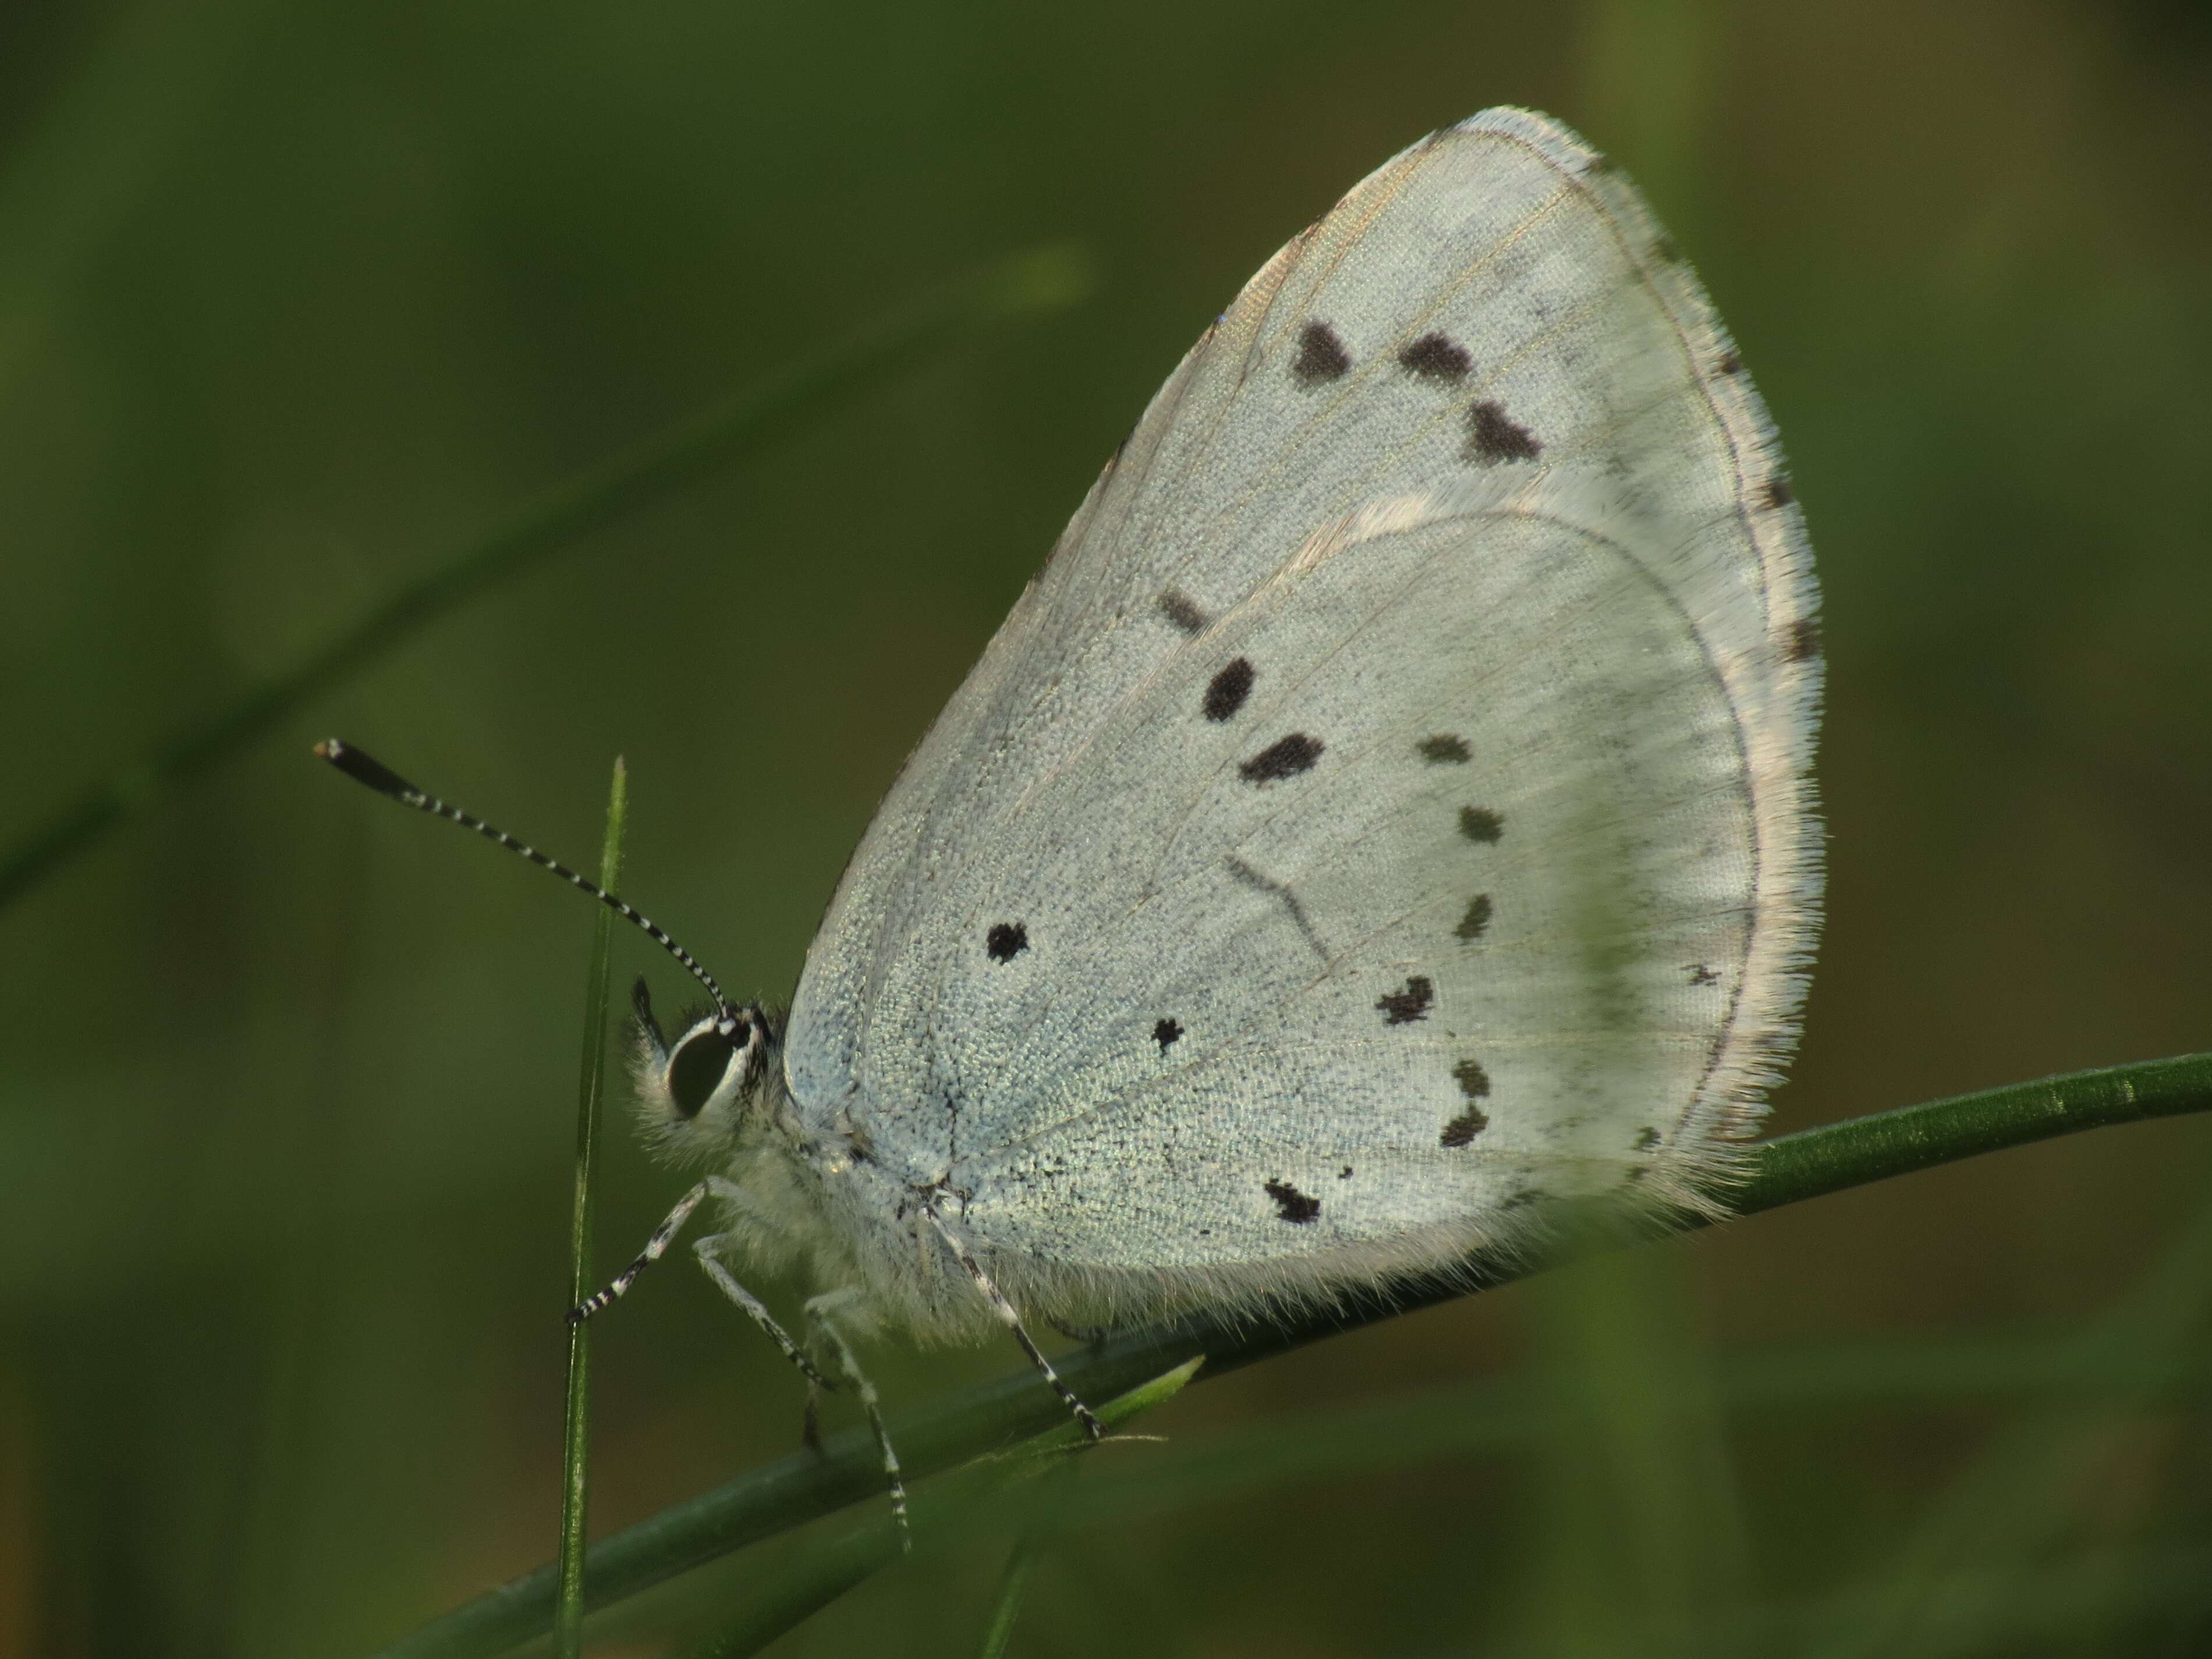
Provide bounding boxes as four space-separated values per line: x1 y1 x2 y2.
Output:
366 1050 2212 1659
0 243 1094 914
670 1359 1197 1659
553 758 628 1658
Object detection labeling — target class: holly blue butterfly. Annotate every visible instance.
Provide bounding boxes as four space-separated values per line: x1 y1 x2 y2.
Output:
322 104 1820 1532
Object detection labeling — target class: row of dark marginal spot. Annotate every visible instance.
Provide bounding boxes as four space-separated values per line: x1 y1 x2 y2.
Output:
1426 736 1498 941
1285 311 1809 543
1287 319 1542 467
1337 714 1509 1192
1243 708 1501 1217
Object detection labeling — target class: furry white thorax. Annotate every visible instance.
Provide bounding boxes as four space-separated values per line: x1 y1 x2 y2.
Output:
628 1013 1013 1344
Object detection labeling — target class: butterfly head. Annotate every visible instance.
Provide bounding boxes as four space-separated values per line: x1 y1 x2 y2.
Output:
628 975 779 1156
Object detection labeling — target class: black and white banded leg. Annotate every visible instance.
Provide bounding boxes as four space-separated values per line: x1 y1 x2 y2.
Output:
693 1236 832 1389
569 1177 830 1391
568 1177 710 1324
806 1289 910 1547
924 1210 1104 1441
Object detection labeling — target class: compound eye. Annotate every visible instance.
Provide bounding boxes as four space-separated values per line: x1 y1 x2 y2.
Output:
665 1020 743 1119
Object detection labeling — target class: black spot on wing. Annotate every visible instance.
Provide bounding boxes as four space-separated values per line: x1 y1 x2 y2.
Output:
1290 321 1350 387
1203 657 1254 722
1785 618 1821 662
1651 235 1683 265
1465 400 1541 464
1442 1057 1490 1146
1153 1017 1183 1052
1766 475 1795 508
1418 734 1470 764
1440 1106 1488 1148
1715 349 1742 375
1376 976 1434 1025
985 922 1028 962
1239 733 1323 784
1338 1165 1353 1180
1454 894 1494 942
1633 1126 1661 1151
1688 962 1720 987
1158 589 1208 634
1398 332 1471 382
1458 806 1504 843
1264 1178 1320 1223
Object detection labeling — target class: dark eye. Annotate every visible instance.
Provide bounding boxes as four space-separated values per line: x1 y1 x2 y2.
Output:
666 1023 741 1119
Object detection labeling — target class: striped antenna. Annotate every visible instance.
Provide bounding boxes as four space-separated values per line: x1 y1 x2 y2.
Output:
315 738 731 1018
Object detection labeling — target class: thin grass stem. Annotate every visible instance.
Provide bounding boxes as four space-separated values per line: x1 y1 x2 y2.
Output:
552 760 628 1658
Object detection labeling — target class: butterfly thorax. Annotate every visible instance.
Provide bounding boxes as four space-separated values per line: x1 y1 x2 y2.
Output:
765 1072 1025 1343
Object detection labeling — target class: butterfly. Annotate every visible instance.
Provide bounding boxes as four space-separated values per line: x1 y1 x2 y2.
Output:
323 104 1820 1536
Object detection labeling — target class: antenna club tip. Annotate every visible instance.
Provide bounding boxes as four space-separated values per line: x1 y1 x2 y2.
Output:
316 739 417 802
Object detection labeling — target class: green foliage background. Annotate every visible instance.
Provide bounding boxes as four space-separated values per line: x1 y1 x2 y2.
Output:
2 1 2210 1654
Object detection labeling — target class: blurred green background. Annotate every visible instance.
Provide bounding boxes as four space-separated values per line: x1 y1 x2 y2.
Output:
4 0 2211 1654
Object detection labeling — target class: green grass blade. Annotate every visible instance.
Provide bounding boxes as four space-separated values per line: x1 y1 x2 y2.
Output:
974 1455 1081 1659
1520 1246 1749 1656
1730 1054 2212 1215
552 759 628 1659
0 243 1093 914
975 1532 1047 1659
364 1052 2212 1659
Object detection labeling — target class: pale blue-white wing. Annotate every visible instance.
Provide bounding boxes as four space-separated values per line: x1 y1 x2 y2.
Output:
784 108 1818 1309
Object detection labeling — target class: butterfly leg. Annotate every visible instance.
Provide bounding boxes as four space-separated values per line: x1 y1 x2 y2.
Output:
568 1182 898 1524
568 1178 714 1323
804 1289 910 1548
924 1210 1104 1441
691 1233 832 1390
